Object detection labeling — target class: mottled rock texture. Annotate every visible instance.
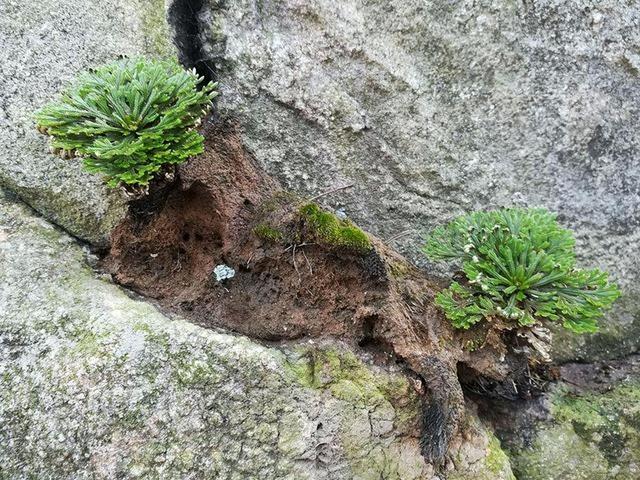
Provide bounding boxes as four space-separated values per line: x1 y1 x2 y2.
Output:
0 189 514 479
494 357 640 480
193 0 640 361
0 0 173 246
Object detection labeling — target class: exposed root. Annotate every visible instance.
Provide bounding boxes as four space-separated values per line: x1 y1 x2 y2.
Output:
418 356 465 466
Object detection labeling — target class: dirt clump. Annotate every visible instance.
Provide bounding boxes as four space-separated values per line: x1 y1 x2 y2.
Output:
103 119 545 466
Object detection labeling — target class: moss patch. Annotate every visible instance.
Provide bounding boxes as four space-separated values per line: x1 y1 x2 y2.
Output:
253 223 284 242
388 260 411 279
486 434 515 478
299 203 372 253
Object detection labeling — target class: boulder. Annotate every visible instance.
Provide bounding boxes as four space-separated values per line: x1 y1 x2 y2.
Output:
0 189 514 479
193 0 640 361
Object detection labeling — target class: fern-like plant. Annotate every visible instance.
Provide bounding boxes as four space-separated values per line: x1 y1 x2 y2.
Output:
423 208 620 334
35 58 217 189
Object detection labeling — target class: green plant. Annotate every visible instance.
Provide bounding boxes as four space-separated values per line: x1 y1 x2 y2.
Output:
423 208 620 333
35 57 217 188
253 223 284 242
299 203 372 253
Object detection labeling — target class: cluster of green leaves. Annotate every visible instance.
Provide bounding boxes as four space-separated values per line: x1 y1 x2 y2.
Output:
35 58 217 187
423 208 620 333
299 203 372 253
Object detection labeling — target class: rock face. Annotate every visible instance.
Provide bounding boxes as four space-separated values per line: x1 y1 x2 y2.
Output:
0 189 514 479
491 357 640 480
510 385 640 480
194 0 640 361
0 0 173 246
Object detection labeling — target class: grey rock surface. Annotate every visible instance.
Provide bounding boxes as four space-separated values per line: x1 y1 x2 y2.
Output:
492 357 640 480
0 0 173 246
196 0 640 361
0 189 514 479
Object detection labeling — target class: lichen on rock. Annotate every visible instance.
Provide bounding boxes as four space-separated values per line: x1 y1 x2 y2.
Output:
498 366 640 480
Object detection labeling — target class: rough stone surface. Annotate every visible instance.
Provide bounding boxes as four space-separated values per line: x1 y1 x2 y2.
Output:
0 189 514 479
0 0 174 246
503 382 640 480
196 0 640 361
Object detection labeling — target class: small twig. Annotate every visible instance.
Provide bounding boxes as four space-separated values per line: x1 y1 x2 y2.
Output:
283 242 313 253
386 229 416 243
301 249 313 275
292 244 301 282
306 183 354 203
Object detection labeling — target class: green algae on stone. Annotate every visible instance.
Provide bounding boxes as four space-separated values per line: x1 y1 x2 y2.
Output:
551 384 640 466
284 346 430 479
285 346 417 412
299 203 372 253
509 384 640 480
449 416 516 480
509 423 610 480
485 434 516 479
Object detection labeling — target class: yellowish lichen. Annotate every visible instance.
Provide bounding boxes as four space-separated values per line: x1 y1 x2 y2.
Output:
139 0 176 59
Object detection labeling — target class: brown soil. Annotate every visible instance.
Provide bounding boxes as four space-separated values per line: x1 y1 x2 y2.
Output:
103 119 539 465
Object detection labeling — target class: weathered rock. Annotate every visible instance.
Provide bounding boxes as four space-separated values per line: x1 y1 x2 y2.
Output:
0 0 174 246
192 0 640 361
485 356 640 480
506 383 640 479
0 189 514 479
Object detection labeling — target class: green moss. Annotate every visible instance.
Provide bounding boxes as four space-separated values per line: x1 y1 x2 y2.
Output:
253 223 284 242
299 203 372 253
388 261 410 279
486 434 514 477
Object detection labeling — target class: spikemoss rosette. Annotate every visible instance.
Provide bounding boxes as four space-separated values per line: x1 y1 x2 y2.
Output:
35 58 217 188
423 208 620 334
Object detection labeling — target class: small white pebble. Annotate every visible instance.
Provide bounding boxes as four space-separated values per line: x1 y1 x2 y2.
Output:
335 208 347 220
213 264 235 282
